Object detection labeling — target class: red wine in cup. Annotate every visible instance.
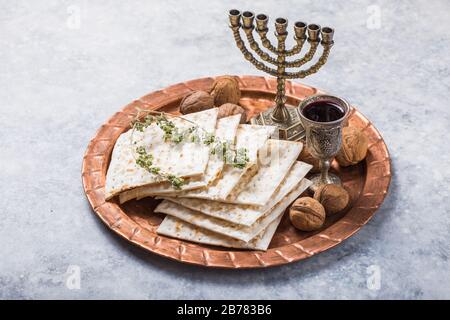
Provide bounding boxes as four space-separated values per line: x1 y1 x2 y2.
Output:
302 101 345 122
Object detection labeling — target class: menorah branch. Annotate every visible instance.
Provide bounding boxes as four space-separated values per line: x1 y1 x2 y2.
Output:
284 41 319 68
244 26 316 70
284 45 332 79
230 27 278 77
284 37 306 57
284 21 308 56
257 32 280 54
243 28 278 65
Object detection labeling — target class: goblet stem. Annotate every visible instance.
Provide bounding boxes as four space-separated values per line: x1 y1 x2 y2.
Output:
320 159 331 183
309 158 341 192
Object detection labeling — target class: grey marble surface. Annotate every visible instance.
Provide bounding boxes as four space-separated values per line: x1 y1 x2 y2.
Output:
1 0 449 299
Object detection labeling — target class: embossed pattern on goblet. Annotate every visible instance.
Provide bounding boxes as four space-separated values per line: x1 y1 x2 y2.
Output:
308 126 342 159
298 94 350 191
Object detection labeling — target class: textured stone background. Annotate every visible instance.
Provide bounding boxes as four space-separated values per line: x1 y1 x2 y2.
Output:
1 0 449 299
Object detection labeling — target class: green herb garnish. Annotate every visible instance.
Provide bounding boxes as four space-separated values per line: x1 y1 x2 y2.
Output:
131 110 250 189
232 147 250 169
135 146 185 189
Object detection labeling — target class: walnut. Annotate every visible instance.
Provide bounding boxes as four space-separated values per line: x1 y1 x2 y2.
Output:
298 145 321 173
289 197 325 231
217 103 247 123
179 90 214 115
314 184 350 215
336 127 368 167
210 76 241 106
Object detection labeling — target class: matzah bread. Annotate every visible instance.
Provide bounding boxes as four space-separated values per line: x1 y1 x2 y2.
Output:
104 108 218 200
155 178 311 242
161 161 312 226
171 125 276 201
118 114 241 203
157 214 283 251
224 139 303 206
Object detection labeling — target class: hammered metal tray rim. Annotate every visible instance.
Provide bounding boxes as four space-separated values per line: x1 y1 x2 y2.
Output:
81 75 391 269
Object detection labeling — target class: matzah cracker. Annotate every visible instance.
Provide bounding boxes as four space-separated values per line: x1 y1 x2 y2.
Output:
157 215 283 251
155 178 311 242
161 161 312 226
171 125 276 201
104 108 218 199
118 114 241 203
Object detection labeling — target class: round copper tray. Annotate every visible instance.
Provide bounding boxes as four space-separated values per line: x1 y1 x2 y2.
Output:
82 75 391 268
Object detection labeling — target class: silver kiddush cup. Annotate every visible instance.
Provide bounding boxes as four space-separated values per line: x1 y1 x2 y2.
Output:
298 94 351 191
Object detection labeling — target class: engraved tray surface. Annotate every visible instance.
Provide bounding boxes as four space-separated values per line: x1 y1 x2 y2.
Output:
82 76 391 268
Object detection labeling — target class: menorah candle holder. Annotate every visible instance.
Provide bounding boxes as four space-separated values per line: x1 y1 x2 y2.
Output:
228 9 335 141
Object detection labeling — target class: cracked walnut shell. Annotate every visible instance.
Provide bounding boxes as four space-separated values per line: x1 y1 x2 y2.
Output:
217 103 247 123
289 197 326 231
179 90 214 115
298 145 321 173
210 76 241 106
314 184 350 215
336 126 368 167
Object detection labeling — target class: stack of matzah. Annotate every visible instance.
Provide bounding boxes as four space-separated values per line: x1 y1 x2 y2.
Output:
105 108 312 251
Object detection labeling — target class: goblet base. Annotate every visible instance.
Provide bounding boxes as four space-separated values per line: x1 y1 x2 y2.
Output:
309 173 342 193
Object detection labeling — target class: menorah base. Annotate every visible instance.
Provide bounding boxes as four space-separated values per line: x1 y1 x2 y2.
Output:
250 105 305 141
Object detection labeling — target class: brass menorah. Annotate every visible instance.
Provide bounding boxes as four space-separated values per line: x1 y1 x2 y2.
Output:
228 9 335 141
